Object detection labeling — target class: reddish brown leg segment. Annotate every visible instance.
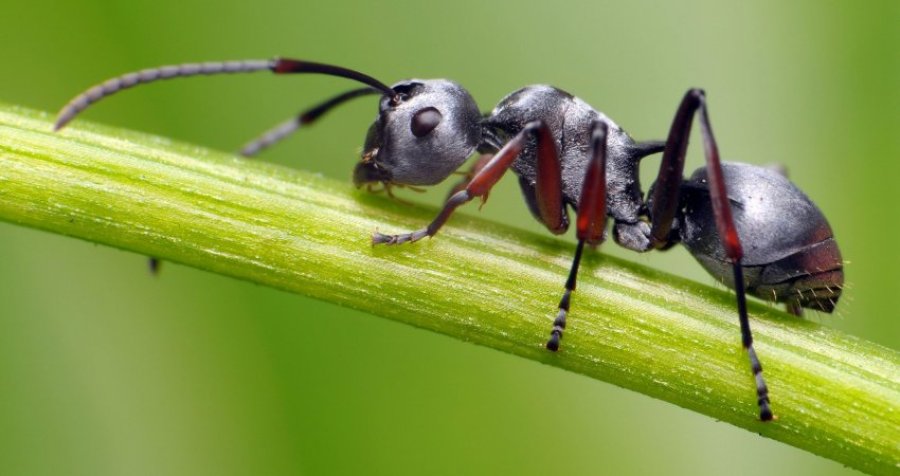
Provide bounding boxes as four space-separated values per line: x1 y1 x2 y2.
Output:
446 154 494 200
532 122 568 234
649 89 772 421
546 121 609 351
372 121 554 245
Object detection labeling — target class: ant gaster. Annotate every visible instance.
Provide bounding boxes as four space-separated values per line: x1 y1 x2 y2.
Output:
55 57 845 421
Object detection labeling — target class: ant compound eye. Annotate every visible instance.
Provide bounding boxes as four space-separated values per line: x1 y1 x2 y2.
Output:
410 107 442 137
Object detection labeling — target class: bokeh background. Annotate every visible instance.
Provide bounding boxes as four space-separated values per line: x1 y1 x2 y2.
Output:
1 1 897 475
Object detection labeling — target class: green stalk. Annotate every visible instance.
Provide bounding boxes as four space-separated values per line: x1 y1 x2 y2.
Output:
0 104 897 475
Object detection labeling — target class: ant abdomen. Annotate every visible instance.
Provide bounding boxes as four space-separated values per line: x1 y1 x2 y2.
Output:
678 162 843 313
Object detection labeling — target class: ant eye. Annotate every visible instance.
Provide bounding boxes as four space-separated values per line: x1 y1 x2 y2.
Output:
410 107 442 137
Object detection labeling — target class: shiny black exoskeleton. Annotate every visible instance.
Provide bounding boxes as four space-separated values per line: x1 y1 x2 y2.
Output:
55 57 844 421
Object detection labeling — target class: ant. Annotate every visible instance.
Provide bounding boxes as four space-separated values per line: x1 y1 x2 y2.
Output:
55 58 844 421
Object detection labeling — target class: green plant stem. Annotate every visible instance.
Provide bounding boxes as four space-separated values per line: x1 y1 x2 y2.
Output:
0 104 897 475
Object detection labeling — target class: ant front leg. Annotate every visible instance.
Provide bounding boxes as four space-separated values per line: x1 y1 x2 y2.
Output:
372 120 559 245
446 153 493 201
648 89 773 421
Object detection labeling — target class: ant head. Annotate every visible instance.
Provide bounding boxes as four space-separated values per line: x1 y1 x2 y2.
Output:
51 58 482 189
354 79 482 188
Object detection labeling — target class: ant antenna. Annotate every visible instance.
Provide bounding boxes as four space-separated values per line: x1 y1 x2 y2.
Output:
54 57 397 131
239 87 378 157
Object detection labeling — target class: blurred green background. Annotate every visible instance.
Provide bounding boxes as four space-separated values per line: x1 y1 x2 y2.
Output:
1 0 897 475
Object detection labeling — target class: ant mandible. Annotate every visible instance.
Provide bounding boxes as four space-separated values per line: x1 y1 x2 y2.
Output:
55 58 845 421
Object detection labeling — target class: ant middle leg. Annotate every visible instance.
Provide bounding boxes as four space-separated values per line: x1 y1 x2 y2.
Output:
546 121 610 351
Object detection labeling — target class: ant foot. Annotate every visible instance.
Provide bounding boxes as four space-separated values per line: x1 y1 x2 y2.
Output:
372 228 429 245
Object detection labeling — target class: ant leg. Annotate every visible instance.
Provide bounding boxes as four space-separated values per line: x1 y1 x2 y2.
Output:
446 154 493 200
547 121 609 351
240 87 377 157
148 257 161 275
373 120 560 244
531 120 568 234
649 89 773 421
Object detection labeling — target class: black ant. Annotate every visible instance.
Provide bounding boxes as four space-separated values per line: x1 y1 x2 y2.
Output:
55 58 845 421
